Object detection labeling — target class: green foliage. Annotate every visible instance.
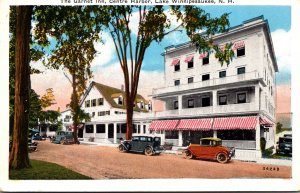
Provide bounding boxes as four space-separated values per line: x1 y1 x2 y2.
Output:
39 110 61 124
9 160 91 179
276 122 283 134
28 89 42 128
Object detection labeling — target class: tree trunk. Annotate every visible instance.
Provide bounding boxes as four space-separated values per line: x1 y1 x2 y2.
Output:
125 101 134 140
9 6 33 169
71 73 79 144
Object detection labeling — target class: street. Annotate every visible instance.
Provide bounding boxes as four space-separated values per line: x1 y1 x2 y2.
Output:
29 140 291 179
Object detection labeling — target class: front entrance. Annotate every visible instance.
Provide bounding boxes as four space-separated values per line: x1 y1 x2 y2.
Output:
182 130 213 146
78 128 83 138
108 124 114 138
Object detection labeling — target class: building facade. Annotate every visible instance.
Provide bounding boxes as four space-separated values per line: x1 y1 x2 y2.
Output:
60 81 152 144
148 16 277 160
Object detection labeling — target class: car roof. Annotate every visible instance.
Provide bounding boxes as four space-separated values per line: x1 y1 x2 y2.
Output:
200 137 222 141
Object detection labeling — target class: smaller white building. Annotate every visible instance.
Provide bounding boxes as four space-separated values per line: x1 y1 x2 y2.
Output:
60 81 152 144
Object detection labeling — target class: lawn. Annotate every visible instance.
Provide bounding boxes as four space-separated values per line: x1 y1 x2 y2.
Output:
9 160 92 180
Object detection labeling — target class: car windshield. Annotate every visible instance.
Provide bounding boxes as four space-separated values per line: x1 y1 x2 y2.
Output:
279 138 292 143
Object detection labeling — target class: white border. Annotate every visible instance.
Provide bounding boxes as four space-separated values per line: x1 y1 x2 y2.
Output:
1 0 299 192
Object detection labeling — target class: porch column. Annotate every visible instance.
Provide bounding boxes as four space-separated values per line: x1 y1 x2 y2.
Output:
255 117 261 158
178 95 182 110
255 84 260 111
140 122 143 134
178 131 183 146
212 90 217 113
213 130 217 138
105 123 109 142
113 123 117 144
93 123 97 139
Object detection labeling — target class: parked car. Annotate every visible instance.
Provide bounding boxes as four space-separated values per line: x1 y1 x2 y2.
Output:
184 138 235 163
32 133 45 141
276 136 292 155
52 131 76 144
118 135 164 156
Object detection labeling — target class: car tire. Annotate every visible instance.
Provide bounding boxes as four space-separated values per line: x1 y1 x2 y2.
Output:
144 147 153 156
118 145 125 152
216 153 228 163
184 150 193 159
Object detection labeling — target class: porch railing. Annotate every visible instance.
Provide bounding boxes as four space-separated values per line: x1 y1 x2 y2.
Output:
222 140 256 150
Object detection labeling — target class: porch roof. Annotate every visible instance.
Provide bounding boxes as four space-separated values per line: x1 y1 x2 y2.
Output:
212 116 257 130
176 118 213 131
149 120 179 131
259 118 273 126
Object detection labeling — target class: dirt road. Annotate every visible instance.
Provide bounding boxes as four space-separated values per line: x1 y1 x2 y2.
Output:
29 140 291 179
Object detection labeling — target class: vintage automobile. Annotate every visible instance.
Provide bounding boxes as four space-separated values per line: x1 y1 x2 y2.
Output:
184 138 235 163
276 135 292 155
51 131 77 144
118 135 164 156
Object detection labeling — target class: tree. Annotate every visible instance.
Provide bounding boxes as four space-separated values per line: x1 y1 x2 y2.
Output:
40 88 56 109
9 6 33 169
33 6 103 143
276 122 283 134
95 6 233 140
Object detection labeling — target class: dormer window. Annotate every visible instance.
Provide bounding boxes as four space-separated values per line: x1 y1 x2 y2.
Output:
118 96 123 105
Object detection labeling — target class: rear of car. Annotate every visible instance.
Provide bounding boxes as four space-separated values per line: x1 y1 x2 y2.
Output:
276 137 292 155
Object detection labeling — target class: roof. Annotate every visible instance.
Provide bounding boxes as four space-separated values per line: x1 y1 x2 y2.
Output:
91 82 149 112
200 138 221 141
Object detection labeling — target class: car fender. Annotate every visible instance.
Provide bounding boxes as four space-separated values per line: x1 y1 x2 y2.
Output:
120 143 130 151
215 150 229 159
145 145 154 152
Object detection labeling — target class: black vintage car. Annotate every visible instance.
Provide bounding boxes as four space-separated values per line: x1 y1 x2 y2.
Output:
118 135 164 156
276 135 292 155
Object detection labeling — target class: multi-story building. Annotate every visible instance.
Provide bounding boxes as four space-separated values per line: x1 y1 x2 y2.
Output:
149 16 277 160
60 81 152 144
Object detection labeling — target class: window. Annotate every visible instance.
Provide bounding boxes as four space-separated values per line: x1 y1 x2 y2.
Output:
133 125 137 133
188 77 194 84
121 124 126 133
140 136 146 142
85 100 90 107
202 74 210 81
132 136 139 141
85 125 94 133
118 97 123 105
237 67 245 75
165 131 178 139
92 99 97 107
98 98 104 106
174 79 180 86
202 55 209 65
174 101 178 110
96 124 105 133
188 99 194 108
237 93 247 104
200 140 211 146
237 46 245 57
98 111 105 116
105 111 110 115
217 130 255 140
143 125 146 134
202 97 210 107
174 64 180 71
219 71 226 78
188 61 193 68
219 95 227 105
137 125 141 134
91 112 95 117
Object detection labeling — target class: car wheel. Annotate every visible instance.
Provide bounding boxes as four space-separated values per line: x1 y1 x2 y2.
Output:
216 153 228 163
60 140 65 145
118 145 125 152
184 150 193 159
144 147 153 156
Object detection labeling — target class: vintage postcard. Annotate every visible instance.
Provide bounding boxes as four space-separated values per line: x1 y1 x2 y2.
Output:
0 0 299 192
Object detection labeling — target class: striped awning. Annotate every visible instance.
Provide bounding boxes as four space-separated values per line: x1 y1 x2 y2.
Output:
212 116 257 130
184 55 194 63
170 58 180 66
149 120 179 131
260 118 273 126
177 119 213 131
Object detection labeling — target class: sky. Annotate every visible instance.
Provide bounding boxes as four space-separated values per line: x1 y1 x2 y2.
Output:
30 5 292 113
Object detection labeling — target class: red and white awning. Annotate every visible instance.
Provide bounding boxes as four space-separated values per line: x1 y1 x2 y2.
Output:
149 120 179 131
170 58 180 66
176 119 213 131
260 118 273 126
199 52 208 59
233 40 245 50
212 116 257 130
184 55 194 63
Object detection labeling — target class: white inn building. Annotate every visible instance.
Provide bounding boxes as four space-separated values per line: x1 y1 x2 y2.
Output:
60 16 277 161
149 15 277 160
